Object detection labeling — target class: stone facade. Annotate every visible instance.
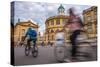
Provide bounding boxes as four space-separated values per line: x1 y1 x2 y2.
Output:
83 6 97 38
14 20 39 46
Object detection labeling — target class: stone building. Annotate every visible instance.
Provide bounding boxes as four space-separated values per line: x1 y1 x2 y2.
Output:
43 4 70 45
83 6 97 38
14 20 39 46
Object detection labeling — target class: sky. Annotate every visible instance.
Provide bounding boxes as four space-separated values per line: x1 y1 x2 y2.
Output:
13 1 92 36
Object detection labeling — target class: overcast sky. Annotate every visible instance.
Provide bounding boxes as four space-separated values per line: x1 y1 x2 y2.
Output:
13 1 92 35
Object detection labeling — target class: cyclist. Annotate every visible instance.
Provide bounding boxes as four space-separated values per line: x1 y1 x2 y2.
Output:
65 7 84 61
23 27 37 49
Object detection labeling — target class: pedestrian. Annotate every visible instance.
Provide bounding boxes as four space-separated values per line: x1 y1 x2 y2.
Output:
41 41 45 46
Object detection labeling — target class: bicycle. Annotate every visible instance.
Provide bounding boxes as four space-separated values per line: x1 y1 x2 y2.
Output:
54 31 96 62
23 40 38 57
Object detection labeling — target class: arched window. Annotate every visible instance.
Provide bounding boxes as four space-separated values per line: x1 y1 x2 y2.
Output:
22 29 25 35
47 30 49 34
48 21 50 26
52 35 54 40
56 19 60 25
51 20 54 25
51 29 54 33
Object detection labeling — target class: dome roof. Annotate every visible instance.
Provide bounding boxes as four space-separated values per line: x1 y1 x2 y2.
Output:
58 4 65 10
45 4 68 24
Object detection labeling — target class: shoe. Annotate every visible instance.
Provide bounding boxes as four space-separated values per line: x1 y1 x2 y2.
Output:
64 59 71 62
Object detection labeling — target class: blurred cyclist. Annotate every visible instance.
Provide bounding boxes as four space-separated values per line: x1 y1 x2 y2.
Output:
65 7 84 60
23 27 37 49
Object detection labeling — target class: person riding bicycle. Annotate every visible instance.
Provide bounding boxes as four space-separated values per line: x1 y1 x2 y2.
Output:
23 27 37 49
65 7 84 60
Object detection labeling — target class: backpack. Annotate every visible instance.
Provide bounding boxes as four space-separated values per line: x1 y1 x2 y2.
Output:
26 29 37 40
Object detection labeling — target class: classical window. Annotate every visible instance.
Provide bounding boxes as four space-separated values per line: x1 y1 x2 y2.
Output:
46 21 49 27
94 11 97 20
56 19 60 25
51 29 54 33
48 35 49 40
46 23 48 27
47 30 49 33
48 21 49 26
45 36 46 41
52 35 54 40
87 16 91 21
88 26 93 33
51 20 54 25
22 29 25 35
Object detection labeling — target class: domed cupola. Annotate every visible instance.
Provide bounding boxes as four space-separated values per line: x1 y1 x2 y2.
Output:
58 4 65 15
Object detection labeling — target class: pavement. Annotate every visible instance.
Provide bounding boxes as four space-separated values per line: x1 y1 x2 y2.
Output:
14 46 57 66
14 44 97 66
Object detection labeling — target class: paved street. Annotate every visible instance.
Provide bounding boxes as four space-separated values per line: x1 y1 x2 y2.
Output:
14 45 97 66
15 46 57 66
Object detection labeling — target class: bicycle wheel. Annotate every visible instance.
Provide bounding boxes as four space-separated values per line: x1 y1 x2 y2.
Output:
54 46 65 62
25 45 30 56
32 46 38 57
76 42 94 61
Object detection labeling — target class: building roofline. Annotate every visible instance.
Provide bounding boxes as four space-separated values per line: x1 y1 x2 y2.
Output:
45 15 69 24
83 6 97 14
15 20 39 28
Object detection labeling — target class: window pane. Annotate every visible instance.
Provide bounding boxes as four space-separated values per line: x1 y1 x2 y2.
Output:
51 20 54 25
56 19 60 25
